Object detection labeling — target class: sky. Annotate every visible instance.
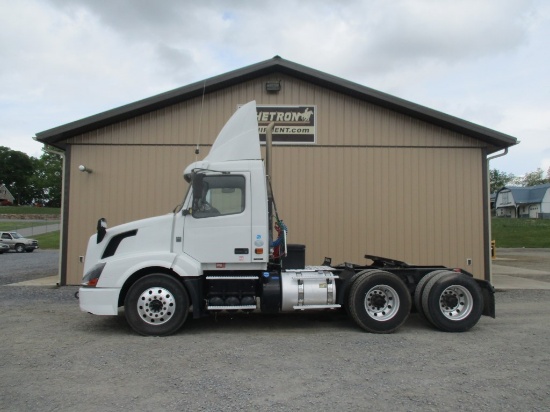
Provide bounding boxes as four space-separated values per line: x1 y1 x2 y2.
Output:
1 0 549 177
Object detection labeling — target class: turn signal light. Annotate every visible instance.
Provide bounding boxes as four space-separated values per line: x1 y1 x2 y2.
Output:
87 277 99 287
81 262 106 287
255 248 264 255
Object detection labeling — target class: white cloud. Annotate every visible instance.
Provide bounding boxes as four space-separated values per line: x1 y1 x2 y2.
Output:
0 0 548 175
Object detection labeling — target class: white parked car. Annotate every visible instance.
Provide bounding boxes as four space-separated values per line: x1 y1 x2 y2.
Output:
0 231 39 253
0 243 9 254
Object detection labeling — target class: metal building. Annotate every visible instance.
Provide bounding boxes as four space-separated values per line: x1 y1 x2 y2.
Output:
35 56 517 285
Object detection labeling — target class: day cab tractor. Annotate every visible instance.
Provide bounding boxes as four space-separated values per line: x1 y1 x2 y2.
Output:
79 101 495 336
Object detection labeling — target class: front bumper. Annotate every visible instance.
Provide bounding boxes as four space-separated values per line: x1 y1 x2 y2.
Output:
79 287 120 315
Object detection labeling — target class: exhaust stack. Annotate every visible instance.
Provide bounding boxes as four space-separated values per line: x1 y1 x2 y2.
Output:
265 122 275 242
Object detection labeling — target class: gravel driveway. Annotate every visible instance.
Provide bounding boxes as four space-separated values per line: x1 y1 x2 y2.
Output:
0 250 59 286
1 251 549 411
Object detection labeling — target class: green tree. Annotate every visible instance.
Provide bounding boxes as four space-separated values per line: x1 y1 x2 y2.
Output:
514 168 549 187
489 169 515 193
0 146 35 204
31 149 63 207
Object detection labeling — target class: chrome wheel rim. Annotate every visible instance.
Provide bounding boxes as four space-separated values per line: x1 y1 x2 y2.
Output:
439 285 473 321
364 285 400 321
137 287 176 325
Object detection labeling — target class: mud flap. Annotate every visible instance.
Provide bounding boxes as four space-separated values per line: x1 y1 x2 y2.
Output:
476 280 496 318
183 278 207 319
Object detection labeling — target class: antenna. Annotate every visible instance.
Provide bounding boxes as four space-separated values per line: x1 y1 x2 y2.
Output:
195 80 206 160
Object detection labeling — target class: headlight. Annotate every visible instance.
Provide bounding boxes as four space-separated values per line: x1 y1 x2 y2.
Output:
81 262 106 287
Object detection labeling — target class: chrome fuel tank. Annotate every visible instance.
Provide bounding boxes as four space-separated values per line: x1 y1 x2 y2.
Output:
280 267 340 311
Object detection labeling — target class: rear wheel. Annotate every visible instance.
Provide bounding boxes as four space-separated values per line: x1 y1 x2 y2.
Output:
347 270 411 333
421 272 483 332
414 270 449 322
124 274 189 336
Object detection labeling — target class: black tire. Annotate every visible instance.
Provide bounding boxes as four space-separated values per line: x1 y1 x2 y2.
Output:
421 272 483 332
124 274 189 336
15 244 25 253
347 270 411 333
343 269 379 316
414 270 449 322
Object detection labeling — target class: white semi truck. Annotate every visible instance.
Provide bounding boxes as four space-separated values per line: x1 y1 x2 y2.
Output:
79 101 495 336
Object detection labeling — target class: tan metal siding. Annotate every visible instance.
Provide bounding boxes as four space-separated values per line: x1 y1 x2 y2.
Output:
270 146 484 275
63 73 489 284
67 74 486 149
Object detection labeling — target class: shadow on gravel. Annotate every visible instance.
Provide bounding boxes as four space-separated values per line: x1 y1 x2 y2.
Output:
77 309 438 337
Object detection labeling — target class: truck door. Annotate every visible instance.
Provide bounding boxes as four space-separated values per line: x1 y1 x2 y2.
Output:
183 173 252 264
1 232 14 248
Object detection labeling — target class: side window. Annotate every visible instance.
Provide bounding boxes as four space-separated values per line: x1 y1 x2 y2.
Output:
1 233 11 240
192 175 245 218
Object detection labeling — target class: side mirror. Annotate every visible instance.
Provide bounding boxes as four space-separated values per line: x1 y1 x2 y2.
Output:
192 173 204 201
97 218 107 244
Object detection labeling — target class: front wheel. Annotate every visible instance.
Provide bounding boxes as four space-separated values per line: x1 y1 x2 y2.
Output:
347 270 411 333
124 274 189 336
15 244 25 253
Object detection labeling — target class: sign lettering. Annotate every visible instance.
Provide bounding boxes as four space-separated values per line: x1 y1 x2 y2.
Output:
241 105 316 144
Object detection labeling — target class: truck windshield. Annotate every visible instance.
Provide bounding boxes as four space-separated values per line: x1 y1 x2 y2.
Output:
10 232 22 239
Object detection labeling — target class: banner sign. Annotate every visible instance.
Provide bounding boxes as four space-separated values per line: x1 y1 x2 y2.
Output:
255 105 316 144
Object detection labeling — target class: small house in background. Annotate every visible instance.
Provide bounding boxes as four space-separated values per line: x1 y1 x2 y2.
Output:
490 192 497 211
495 184 550 218
0 184 14 205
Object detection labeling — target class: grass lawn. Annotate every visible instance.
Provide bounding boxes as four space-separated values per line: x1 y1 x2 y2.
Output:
33 231 60 249
0 206 60 215
492 217 550 248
